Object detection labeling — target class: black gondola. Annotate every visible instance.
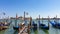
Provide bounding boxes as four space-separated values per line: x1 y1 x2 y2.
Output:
38 21 49 30
50 21 60 29
32 21 37 31
13 26 19 30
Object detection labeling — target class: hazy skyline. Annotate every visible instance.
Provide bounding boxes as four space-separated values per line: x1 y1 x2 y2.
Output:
0 0 60 19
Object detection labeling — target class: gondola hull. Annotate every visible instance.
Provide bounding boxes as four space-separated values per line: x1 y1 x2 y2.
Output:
39 26 49 30
32 24 37 31
39 24 49 30
50 21 60 29
32 21 37 31
13 26 19 30
52 25 60 29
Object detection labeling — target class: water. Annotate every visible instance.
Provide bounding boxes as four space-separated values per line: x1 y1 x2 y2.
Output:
0 19 60 34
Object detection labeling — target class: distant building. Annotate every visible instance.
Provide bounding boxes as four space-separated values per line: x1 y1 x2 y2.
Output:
36 18 60 20
10 16 32 21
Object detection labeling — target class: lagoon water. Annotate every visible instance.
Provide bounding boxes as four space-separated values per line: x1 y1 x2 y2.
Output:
0 19 60 34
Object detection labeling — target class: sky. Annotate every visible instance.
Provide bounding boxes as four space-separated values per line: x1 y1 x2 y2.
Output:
0 0 60 19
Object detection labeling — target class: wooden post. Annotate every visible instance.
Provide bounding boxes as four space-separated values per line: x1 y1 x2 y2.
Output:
56 15 58 23
28 16 32 34
42 17 43 24
39 15 40 24
39 15 40 21
15 13 18 27
48 16 50 22
29 17 32 27
24 11 25 21
48 16 50 27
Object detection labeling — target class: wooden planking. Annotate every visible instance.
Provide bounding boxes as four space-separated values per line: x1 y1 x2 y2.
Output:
18 26 28 34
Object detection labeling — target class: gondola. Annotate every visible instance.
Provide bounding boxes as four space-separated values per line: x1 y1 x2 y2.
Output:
38 21 49 30
13 26 19 30
32 21 37 31
49 21 60 29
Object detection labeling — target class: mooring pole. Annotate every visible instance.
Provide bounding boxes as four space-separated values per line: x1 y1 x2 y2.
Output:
15 13 18 27
48 16 50 28
39 15 40 21
24 11 25 21
42 17 43 24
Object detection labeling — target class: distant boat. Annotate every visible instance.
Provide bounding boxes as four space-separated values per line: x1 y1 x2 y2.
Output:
32 21 37 31
38 21 49 30
49 21 60 29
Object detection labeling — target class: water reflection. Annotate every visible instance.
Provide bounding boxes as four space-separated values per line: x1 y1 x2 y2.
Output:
49 26 59 34
39 28 49 34
1 19 60 34
13 30 18 34
0 30 5 34
33 29 38 34
42 29 49 34
31 27 49 34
